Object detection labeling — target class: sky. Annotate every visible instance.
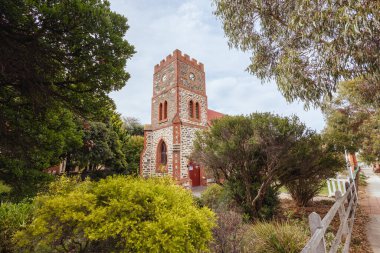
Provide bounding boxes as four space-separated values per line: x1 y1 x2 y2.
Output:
108 0 326 132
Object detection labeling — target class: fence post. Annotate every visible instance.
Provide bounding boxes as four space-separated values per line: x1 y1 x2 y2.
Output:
345 182 352 204
337 176 342 193
355 168 360 191
327 180 332 197
332 179 337 195
335 191 348 238
309 212 326 253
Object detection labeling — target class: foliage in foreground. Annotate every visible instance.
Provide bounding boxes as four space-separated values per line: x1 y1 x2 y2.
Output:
14 176 215 253
241 221 309 253
0 202 34 252
211 210 249 253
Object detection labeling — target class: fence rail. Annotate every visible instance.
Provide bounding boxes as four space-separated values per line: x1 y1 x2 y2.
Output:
301 169 359 253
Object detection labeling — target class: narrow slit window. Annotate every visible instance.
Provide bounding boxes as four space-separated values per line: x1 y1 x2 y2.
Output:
195 102 200 119
164 101 168 119
189 100 194 118
159 103 163 121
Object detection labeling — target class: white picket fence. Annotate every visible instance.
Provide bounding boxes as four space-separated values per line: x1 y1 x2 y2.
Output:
302 169 360 253
326 177 350 197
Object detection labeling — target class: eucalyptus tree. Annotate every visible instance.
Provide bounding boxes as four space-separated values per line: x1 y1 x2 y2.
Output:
213 0 380 107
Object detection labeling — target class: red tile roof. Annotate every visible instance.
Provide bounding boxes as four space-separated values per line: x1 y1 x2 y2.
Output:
207 109 224 126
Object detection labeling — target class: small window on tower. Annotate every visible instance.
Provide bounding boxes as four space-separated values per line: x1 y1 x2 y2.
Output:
189 100 194 118
195 102 200 119
159 103 163 121
164 101 168 119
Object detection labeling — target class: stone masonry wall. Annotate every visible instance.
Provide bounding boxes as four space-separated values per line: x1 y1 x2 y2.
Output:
141 126 174 177
152 87 177 129
141 130 153 177
179 88 208 127
178 61 205 94
153 61 176 96
180 125 201 178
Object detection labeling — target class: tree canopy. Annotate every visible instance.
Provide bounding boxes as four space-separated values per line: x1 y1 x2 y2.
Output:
0 0 135 198
0 0 134 158
123 117 144 136
323 79 380 163
213 0 380 107
192 113 343 217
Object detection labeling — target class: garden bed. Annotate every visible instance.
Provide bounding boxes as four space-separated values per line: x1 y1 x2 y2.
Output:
275 191 372 253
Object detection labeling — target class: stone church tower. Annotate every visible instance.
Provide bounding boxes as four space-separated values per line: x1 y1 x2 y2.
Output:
140 49 223 187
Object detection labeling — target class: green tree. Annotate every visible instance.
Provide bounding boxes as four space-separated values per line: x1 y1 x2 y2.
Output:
0 0 135 198
124 135 144 175
123 117 144 136
283 134 344 206
213 0 380 107
67 121 127 173
0 108 82 200
14 176 215 253
192 113 342 217
323 79 379 164
0 181 11 201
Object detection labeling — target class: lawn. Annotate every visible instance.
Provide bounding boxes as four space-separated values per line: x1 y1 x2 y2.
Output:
279 182 329 197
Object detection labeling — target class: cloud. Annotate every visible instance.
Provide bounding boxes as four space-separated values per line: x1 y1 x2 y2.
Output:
108 0 325 131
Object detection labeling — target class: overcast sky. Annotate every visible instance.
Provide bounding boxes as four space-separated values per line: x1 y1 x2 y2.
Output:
108 0 326 131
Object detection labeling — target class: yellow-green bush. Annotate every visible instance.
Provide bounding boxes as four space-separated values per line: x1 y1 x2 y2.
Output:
14 176 215 252
241 221 309 253
0 202 33 252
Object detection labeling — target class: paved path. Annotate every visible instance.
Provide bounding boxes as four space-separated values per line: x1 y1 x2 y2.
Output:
191 185 207 198
361 166 380 252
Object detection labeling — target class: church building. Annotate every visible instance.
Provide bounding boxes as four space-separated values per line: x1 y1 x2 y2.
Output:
140 50 223 187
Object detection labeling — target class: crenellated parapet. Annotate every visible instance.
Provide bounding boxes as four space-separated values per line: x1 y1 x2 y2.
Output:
154 49 204 73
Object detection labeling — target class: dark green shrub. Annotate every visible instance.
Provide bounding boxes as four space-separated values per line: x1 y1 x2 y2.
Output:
226 180 279 220
285 177 324 206
200 184 233 210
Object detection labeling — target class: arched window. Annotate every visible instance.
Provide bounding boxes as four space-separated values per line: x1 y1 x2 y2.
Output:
159 103 163 121
159 141 167 165
164 101 168 119
195 102 200 119
189 100 194 118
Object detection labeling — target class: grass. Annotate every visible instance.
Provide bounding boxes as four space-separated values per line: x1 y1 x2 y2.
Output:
279 182 329 197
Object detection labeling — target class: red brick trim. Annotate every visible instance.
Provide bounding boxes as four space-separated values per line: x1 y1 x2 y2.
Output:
181 122 207 129
154 49 204 74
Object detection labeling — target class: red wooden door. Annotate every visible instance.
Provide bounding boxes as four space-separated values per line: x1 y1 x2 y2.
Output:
189 164 200 186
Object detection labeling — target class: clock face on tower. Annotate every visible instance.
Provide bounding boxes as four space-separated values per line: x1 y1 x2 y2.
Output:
153 62 175 95
179 62 204 93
